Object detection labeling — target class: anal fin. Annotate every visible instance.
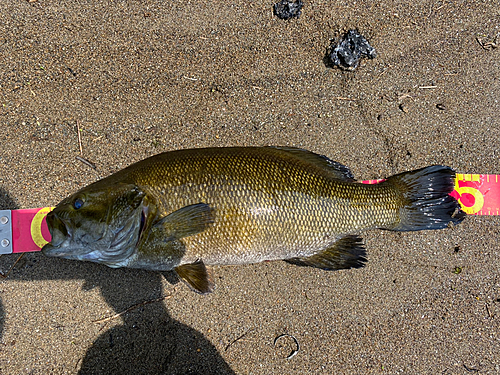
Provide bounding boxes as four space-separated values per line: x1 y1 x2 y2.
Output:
175 260 215 294
286 235 367 270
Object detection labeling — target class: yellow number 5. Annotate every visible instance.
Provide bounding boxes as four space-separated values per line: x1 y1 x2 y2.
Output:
454 179 484 215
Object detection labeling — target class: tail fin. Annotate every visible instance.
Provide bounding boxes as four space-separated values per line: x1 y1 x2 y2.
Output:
384 165 466 231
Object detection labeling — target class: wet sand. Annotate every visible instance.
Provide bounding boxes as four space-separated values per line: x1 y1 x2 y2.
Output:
0 0 499 373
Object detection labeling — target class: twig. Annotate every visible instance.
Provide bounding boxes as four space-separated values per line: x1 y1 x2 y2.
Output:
485 303 492 318
76 120 83 155
398 93 413 101
225 328 255 351
476 35 498 50
75 156 96 169
75 358 82 370
463 364 479 373
418 86 437 89
92 293 174 324
0 253 25 278
333 97 357 101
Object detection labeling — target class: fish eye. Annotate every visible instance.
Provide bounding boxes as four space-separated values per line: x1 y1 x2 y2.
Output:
73 197 85 210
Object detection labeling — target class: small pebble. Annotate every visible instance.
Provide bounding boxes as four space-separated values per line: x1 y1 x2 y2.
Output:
273 0 303 20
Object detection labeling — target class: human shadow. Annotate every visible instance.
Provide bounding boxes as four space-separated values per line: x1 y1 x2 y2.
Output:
78 268 235 375
0 188 235 375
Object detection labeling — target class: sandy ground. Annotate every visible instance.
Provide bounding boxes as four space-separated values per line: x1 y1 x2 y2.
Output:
0 0 499 374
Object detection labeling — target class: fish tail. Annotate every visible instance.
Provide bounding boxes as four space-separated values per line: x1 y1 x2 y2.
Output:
383 165 466 231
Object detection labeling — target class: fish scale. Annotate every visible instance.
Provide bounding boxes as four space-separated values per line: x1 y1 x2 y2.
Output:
42 147 465 293
128 148 408 264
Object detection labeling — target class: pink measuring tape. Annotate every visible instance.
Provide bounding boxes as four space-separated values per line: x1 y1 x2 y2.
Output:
0 174 498 255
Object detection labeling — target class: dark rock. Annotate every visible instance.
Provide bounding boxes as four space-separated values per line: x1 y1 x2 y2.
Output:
274 0 303 20
329 30 376 70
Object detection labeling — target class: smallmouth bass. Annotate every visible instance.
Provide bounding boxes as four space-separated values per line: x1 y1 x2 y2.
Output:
42 147 465 293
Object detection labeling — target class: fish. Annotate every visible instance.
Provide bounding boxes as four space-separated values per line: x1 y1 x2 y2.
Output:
42 147 466 293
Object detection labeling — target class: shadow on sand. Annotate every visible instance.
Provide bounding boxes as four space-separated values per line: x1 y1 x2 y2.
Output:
0 187 235 375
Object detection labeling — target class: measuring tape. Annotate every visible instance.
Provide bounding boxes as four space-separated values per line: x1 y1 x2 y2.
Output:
0 174 498 255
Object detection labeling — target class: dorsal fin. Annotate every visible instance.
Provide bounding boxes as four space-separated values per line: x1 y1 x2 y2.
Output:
265 146 355 181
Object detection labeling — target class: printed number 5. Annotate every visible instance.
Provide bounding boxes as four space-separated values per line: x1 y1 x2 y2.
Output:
454 183 484 215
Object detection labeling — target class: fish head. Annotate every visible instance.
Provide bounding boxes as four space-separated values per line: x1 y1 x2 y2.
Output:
42 182 154 267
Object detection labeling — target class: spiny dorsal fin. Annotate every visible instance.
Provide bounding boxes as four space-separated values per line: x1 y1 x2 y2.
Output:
154 203 215 239
286 235 367 270
175 260 215 294
265 146 355 181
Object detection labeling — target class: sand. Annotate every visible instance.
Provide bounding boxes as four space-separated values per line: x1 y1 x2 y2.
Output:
0 0 499 373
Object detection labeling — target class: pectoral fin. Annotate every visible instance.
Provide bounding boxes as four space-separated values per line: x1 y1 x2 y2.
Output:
155 203 215 239
175 260 215 294
286 235 367 270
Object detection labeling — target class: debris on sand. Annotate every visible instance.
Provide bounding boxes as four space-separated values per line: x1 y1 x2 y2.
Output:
273 0 303 20
329 30 376 70
274 333 300 359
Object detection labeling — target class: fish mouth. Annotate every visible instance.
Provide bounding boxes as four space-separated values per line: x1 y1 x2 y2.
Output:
41 212 72 256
